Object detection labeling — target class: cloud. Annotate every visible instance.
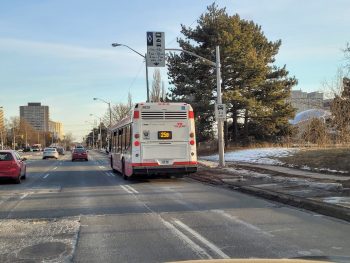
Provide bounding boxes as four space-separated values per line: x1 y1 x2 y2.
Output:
0 37 144 61
277 44 343 61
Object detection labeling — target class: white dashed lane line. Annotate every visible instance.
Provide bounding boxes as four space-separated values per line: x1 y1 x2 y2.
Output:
43 174 50 179
172 219 230 259
120 185 133 194
124 185 138 194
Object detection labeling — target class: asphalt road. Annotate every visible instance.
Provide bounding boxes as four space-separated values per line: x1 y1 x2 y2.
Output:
1 151 350 263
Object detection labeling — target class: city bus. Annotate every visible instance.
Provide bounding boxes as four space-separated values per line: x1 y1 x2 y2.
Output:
109 102 197 179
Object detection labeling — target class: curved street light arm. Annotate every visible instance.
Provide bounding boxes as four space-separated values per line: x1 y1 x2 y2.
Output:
112 43 145 58
94 97 110 105
165 48 216 67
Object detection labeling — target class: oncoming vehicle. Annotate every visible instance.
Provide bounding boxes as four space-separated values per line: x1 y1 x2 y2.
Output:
57 147 65 155
109 102 197 179
0 150 27 184
72 148 88 161
31 144 42 152
42 148 59 159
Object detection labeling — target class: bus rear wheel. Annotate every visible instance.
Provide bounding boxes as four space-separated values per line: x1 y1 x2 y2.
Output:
122 160 128 180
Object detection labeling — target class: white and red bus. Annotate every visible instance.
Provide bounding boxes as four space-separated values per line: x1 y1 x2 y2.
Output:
109 102 197 179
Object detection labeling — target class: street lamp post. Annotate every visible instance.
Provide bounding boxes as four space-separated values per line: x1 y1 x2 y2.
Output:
0 129 3 150
93 98 112 152
165 46 225 167
85 121 95 149
90 114 102 150
111 43 150 102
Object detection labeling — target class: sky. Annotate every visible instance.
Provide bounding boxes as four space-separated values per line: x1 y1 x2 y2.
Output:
0 0 349 140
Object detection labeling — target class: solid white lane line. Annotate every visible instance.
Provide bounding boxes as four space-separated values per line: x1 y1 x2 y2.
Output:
172 219 230 259
120 185 133 194
53 167 58 170
124 185 139 194
160 217 212 259
43 174 50 179
212 210 274 237
98 166 104 169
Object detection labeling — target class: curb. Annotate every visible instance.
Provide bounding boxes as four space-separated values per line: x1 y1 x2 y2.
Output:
237 185 350 222
190 170 350 222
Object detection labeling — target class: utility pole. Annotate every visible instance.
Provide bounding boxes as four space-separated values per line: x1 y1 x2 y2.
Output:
165 46 226 167
216 46 225 167
145 53 150 102
13 128 15 150
99 120 102 150
25 129 28 147
0 129 3 150
92 129 95 149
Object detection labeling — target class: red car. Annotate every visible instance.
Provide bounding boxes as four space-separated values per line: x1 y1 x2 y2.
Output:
72 148 88 161
0 150 27 184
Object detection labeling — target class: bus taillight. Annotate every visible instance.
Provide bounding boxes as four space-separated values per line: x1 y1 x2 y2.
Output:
190 140 195 145
190 132 195 138
188 111 194 119
133 111 139 119
134 133 140 139
134 141 140 146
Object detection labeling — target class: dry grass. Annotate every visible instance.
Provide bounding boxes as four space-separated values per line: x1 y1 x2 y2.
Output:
278 147 350 174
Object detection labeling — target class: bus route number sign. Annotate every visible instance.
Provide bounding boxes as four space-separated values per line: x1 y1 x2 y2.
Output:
158 131 172 140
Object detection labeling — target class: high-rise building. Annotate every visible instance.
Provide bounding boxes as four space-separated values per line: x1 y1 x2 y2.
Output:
49 120 64 140
288 90 324 113
20 103 49 132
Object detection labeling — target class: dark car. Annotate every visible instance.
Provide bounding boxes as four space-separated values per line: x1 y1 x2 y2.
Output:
0 150 27 184
22 147 31 152
72 148 88 161
57 147 65 155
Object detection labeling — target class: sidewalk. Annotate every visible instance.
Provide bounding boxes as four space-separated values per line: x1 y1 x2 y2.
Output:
190 160 350 222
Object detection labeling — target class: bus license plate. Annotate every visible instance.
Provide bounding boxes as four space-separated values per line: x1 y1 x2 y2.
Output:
158 131 172 140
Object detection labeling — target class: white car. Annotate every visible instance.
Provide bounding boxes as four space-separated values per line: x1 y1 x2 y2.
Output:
43 148 59 159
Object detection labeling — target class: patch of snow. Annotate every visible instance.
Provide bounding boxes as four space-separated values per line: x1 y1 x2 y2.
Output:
202 148 299 165
270 176 343 191
307 182 343 191
222 168 272 180
314 167 349 174
323 196 350 205
198 160 219 168
300 165 312 171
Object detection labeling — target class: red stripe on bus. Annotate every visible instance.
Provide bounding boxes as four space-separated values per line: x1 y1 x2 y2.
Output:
132 163 159 167
131 161 197 167
173 161 197 165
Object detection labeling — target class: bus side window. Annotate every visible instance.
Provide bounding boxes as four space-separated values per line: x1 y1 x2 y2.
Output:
118 129 122 153
113 131 117 153
129 124 132 149
125 126 130 150
122 127 126 151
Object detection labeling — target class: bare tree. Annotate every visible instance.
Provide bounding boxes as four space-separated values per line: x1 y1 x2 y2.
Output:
331 78 350 144
103 92 133 126
302 118 329 146
151 69 161 102
322 67 346 99
161 81 166 102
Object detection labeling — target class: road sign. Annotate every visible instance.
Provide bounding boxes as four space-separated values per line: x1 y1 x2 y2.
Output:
215 103 227 120
146 32 165 67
